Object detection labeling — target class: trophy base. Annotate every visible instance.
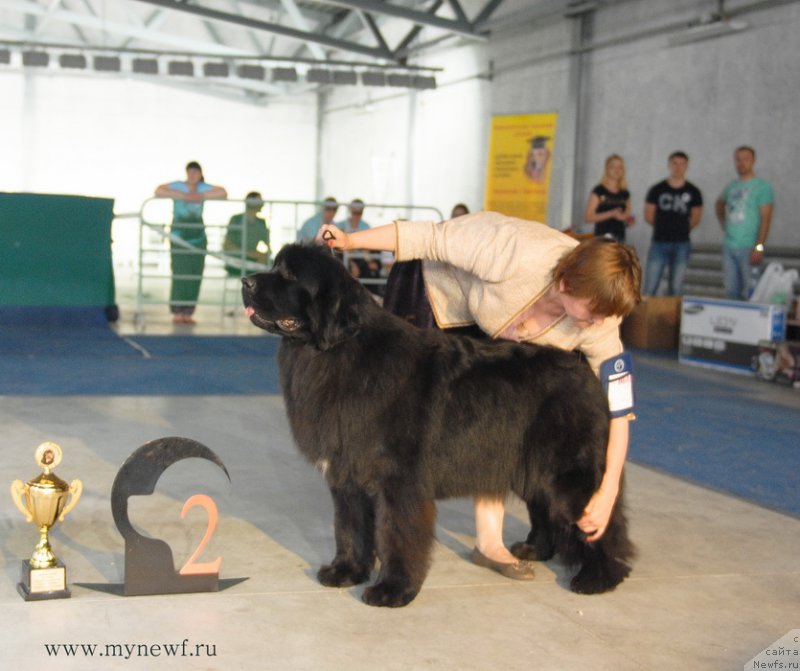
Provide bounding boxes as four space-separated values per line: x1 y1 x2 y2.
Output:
18 560 71 601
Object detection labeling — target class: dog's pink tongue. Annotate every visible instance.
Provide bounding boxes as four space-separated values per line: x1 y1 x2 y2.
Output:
245 307 255 317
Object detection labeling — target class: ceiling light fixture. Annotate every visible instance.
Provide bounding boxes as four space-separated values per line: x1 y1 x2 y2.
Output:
132 58 159 75
168 60 194 76
203 62 229 77
22 51 49 67
272 67 298 82
0 43 438 92
93 56 121 72
59 54 87 69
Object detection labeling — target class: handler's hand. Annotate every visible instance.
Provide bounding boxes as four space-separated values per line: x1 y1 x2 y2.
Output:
576 485 618 542
317 224 349 250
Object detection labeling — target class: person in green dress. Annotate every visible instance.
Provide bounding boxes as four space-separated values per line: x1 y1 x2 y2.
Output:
223 191 271 277
155 161 227 324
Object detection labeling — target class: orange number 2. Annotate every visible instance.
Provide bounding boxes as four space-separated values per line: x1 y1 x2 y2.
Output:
178 494 222 576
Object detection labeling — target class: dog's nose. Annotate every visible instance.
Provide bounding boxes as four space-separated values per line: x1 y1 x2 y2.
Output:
241 276 257 290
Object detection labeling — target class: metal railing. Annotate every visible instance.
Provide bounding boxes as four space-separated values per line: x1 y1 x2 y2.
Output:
124 197 444 325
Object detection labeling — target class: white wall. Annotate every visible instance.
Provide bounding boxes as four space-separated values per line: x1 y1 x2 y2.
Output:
319 42 491 223
0 72 317 209
0 71 318 269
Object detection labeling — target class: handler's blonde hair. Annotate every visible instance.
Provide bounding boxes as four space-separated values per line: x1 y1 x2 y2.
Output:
553 237 641 317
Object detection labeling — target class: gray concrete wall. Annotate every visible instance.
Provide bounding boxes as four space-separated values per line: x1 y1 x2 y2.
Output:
488 0 800 261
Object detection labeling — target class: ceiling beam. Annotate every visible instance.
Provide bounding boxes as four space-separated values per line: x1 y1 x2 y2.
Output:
278 0 327 60
0 0 248 55
394 0 444 60
362 11 391 55
475 0 567 31
119 6 168 49
319 0 485 37
33 0 63 36
230 0 270 55
69 0 95 44
130 0 396 60
446 0 469 25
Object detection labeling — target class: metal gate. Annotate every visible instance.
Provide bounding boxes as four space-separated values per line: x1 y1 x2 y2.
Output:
126 197 444 326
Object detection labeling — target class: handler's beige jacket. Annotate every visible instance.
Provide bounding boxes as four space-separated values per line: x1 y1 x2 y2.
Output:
394 211 623 373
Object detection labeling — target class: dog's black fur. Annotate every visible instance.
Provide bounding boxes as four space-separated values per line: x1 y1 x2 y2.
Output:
242 243 634 607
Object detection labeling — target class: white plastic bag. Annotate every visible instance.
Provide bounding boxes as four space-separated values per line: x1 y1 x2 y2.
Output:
749 261 798 305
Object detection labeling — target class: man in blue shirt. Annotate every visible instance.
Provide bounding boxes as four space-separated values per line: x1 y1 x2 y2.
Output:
715 146 774 300
297 197 339 241
338 199 383 292
338 198 371 233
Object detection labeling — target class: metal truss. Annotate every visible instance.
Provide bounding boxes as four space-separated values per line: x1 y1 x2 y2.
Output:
0 0 508 101
127 0 503 60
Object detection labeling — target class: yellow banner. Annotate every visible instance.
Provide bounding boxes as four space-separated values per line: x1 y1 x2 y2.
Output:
484 113 558 223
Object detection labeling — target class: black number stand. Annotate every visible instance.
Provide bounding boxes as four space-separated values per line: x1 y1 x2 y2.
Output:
110 437 230 597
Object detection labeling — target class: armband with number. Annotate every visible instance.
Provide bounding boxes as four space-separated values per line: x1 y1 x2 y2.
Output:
599 352 636 419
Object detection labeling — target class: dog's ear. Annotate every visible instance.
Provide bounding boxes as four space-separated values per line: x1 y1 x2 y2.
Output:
305 279 363 351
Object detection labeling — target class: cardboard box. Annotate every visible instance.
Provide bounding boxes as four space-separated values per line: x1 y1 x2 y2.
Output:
679 296 787 375
621 296 682 349
754 340 800 386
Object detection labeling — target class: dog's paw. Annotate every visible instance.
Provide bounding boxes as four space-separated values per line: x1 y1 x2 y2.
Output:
362 581 418 608
570 560 630 594
317 562 370 587
510 540 554 562
570 570 612 594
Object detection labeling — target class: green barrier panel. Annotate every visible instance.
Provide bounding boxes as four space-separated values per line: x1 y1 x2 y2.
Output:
0 193 116 307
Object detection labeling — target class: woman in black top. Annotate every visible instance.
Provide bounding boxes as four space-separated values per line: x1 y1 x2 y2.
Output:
584 154 634 242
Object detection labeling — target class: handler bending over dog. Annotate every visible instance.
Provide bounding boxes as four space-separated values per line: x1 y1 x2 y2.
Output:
318 212 641 580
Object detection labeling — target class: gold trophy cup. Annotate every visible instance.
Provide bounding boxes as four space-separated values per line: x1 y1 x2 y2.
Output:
11 442 82 600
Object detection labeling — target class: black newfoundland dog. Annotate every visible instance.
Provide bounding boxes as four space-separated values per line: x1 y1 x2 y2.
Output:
242 244 633 607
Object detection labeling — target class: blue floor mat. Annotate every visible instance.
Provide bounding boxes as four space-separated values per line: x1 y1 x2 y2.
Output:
1 322 796 516
630 352 799 518
0 324 280 395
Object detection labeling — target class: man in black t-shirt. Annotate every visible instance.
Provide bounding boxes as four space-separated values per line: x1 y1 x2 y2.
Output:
643 151 704 295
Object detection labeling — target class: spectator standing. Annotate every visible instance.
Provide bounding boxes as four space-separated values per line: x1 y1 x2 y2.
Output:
224 191 270 276
339 198 371 233
298 197 339 241
584 154 634 242
715 146 774 300
642 152 704 296
155 161 227 324
339 199 380 292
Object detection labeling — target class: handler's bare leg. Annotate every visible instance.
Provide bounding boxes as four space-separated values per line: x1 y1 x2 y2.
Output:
472 497 534 579
474 497 519 564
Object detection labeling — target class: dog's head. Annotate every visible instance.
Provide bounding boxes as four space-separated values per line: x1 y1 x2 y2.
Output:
241 243 368 350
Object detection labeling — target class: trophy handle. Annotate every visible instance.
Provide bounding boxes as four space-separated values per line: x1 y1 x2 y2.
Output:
10 480 33 523
59 479 83 521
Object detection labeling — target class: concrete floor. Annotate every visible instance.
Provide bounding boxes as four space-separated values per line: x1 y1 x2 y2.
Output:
1 304 798 670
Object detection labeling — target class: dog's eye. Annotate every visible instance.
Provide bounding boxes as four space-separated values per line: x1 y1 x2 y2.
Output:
277 318 301 332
